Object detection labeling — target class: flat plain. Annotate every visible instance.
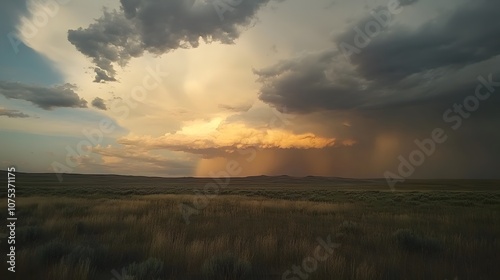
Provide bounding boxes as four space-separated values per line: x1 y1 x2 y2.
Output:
1 172 499 280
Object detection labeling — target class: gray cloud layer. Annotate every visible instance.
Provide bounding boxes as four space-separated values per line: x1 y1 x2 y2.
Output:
256 0 500 114
341 0 500 83
68 0 277 82
91 97 107 110
0 108 30 118
0 81 87 110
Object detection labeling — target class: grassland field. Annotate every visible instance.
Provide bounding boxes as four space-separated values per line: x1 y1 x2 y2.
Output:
0 172 499 280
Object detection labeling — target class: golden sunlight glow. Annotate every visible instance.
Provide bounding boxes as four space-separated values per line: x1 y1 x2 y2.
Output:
118 121 337 152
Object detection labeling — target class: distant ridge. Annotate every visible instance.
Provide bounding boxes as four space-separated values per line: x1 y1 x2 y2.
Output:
1 170 498 181
1 171 499 192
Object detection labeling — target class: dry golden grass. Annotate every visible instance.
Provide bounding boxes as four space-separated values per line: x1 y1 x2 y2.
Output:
1 192 499 280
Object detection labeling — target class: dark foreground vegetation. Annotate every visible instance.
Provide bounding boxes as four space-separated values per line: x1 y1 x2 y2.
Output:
0 172 499 279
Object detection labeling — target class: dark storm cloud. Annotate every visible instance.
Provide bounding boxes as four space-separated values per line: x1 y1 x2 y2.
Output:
0 108 30 118
252 0 500 179
339 0 500 82
91 97 108 110
0 81 87 110
255 50 374 113
256 0 500 114
68 0 278 82
67 10 141 83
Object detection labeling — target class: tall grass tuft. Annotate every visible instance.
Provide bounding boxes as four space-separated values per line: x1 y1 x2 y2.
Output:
125 257 165 280
201 252 252 280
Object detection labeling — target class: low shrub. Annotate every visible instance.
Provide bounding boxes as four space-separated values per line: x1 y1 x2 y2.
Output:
37 240 70 264
393 229 442 254
339 220 362 234
17 226 43 243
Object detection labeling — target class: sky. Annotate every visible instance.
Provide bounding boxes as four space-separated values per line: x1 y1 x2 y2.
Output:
0 0 499 180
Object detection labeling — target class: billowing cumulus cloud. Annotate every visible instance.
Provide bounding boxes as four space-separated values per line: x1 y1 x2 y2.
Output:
256 0 500 114
68 0 279 82
117 122 340 158
0 107 31 118
255 50 374 113
0 81 87 110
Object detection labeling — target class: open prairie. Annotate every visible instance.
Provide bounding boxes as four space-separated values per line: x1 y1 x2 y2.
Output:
1 173 499 280
2 0 500 279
